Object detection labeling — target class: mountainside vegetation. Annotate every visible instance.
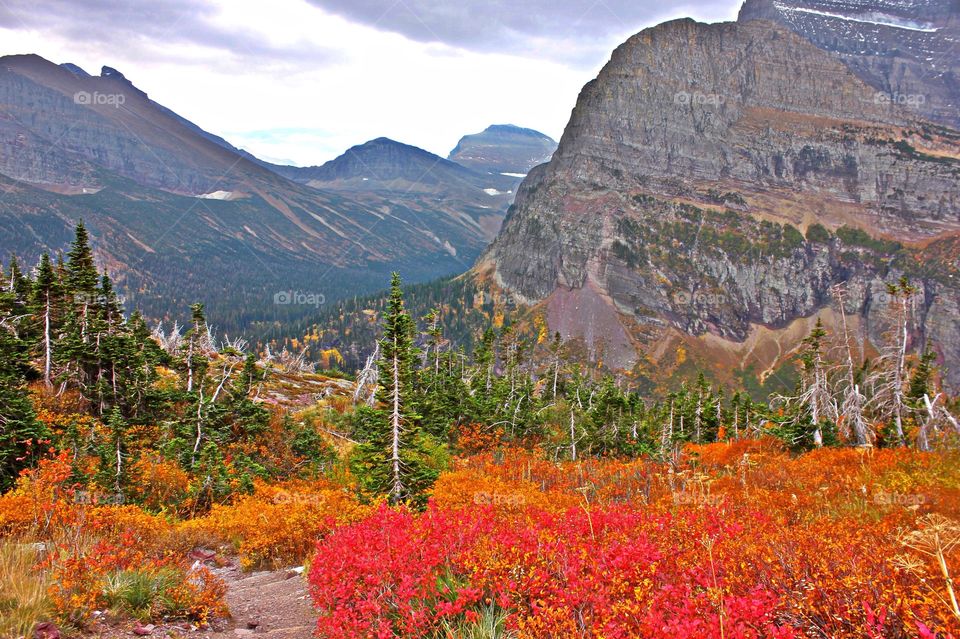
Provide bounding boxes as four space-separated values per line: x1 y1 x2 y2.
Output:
1 226 959 638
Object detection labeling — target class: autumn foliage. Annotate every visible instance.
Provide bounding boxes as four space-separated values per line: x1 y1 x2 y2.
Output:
0 452 228 628
308 443 960 639
185 479 371 570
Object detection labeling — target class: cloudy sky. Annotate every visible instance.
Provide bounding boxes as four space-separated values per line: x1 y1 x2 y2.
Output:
0 0 740 165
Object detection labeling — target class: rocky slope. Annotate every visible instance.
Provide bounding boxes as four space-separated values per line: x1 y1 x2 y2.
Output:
478 16 960 389
0 55 500 329
739 0 960 130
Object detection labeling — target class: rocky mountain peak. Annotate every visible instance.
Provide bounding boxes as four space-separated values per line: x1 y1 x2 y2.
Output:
59 62 90 77
479 13 960 388
100 65 126 79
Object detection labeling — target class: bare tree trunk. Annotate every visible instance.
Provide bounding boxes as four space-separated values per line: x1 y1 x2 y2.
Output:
892 308 908 445
661 401 674 453
115 438 122 493
43 297 52 387
390 339 403 503
553 357 559 401
715 400 722 439
810 366 824 447
211 362 236 403
186 343 194 393
694 393 703 443
569 409 577 461
192 385 204 464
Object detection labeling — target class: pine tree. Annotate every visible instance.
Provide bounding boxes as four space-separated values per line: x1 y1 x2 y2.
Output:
64 222 100 335
224 353 269 439
58 223 105 403
0 286 45 490
380 272 418 502
774 319 837 449
351 273 439 505
909 347 937 404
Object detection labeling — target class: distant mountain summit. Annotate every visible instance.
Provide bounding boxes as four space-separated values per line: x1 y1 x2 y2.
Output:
448 124 557 176
738 0 960 128
275 137 487 193
272 136 519 242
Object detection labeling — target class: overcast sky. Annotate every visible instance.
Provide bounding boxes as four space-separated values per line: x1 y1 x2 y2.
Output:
0 0 740 165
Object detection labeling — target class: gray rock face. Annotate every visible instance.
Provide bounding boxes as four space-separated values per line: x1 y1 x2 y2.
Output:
481 16 960 388
739 0 960 130
0 55 239 194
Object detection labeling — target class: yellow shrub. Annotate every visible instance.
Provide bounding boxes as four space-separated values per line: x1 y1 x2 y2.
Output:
184 480 369 570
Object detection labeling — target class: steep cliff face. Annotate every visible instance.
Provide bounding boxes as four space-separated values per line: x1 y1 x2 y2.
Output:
479 17 960 387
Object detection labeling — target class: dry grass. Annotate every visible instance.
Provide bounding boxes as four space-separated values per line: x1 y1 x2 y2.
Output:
0 540 51 639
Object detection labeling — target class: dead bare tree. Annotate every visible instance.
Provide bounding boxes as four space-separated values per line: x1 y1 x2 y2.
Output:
832 285 872 446
773 318 837 447
918 392 960 451
353 344 380 406
867 279 917 446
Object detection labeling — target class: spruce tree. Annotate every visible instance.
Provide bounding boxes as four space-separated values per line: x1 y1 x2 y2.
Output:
64 221 99 297
351 273 439 505
0 287 45 490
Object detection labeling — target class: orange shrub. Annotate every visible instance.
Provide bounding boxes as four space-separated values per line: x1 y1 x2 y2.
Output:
430 468 558 513
184 479 370 569
127 457 191 513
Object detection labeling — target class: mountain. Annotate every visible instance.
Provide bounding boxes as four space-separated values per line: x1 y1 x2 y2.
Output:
739 0 960 130
448 124 557 176
476 15 960 389
0 55 493 329
269 137 515 242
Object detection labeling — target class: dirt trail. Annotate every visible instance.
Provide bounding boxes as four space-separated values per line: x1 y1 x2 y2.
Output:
202 560 315 639
88 558 316 639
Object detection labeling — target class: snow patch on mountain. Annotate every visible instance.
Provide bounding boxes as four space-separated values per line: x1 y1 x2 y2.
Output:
773 2 939 31
197 190 236 200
